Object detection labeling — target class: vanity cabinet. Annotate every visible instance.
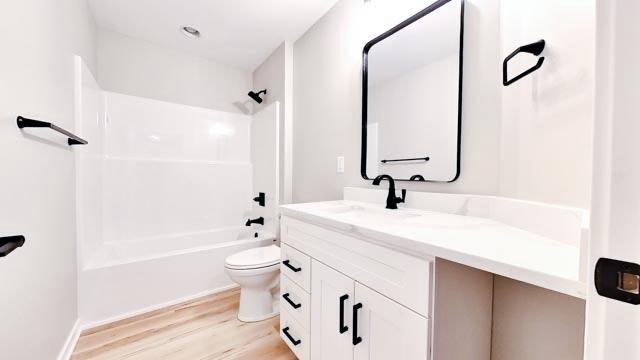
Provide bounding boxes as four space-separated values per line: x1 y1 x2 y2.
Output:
280 216 432 360
311 261 429 360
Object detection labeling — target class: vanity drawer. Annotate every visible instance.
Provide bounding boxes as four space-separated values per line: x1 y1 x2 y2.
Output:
281 244 311 292
280 308 310 360
281 216 433 317
280 276 310 330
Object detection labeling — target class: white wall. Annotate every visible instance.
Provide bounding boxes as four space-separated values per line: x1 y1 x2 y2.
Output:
0 0 96 359
499 0 595 209
97 30 252 114
293 0 594 207
252 42 294 204
292 0 502 202
492 276 586 360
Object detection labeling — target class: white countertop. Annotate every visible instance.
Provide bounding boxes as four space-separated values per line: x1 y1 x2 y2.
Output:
281 189 588 299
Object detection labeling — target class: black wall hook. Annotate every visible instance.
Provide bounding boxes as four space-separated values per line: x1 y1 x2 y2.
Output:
503 39 546 86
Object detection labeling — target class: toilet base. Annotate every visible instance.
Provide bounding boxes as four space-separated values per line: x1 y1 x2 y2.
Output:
237 287 280 323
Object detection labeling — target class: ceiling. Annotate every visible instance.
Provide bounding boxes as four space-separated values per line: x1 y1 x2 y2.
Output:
87 0 340 71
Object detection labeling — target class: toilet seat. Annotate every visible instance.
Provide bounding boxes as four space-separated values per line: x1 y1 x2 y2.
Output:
225 245 280 270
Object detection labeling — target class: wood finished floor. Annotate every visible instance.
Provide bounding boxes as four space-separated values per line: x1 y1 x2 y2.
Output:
71 288 296 360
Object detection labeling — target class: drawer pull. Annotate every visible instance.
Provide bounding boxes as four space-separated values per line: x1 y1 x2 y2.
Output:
282 293 302 309
339 294 349 334
353 303 363 345
283 259 302 272
282 326 302 346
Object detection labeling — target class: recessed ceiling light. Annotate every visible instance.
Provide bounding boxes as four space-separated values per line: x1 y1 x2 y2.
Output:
181 26 201 39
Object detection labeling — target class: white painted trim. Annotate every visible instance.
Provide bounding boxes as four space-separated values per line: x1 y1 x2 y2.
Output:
79 284 239 331
57 319 81 360
283 41 294 205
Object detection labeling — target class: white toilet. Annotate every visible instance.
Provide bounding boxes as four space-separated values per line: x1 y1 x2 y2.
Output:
225 245 281 322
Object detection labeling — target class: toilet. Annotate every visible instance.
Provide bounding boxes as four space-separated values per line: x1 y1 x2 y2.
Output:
225 245 281 322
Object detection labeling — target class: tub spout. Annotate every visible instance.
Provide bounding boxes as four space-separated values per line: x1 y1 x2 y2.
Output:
245 217 264 226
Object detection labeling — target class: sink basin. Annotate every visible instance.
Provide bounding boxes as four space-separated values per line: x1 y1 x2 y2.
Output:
320 204 420 223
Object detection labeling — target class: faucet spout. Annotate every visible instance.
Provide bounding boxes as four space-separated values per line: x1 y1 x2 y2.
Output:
372 175 406 210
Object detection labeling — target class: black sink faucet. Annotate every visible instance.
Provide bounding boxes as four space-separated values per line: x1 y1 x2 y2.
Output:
245 217 264 226
372 175 406 210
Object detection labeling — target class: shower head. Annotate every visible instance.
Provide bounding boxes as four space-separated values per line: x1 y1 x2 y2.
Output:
248 89 267 104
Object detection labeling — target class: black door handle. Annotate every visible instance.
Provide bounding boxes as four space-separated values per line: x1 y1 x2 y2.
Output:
595 258 640 305
339 294 349 334
282 259 302 272
282 326 302 346
282 293 302 309
352 303 363 345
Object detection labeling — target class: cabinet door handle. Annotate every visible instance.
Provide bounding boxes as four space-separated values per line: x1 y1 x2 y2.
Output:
282 326 302 346
282 293 302 309
282 259 302 272
352 303 363 345
339 294 349 334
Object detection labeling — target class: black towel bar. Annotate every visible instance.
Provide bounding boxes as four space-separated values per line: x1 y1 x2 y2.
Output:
0 235 26 257
17 116 88 146
503 39 546 86
381 156 430 164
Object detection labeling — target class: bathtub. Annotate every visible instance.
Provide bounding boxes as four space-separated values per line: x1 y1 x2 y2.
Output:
78 227 275 327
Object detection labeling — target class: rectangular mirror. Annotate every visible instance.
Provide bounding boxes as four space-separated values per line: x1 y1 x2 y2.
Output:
361 0 464 182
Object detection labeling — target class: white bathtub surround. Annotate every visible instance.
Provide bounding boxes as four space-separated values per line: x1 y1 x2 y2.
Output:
75 59 282 325
281 187 590 299
251 102 281 237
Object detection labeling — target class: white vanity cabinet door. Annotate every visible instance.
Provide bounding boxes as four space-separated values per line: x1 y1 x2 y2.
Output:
353 283 429 360
311 260 355 360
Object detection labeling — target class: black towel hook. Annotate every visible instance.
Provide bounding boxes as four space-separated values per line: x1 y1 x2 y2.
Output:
503 39 546 86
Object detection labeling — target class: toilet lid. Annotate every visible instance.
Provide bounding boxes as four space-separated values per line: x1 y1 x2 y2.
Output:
225 245 281 269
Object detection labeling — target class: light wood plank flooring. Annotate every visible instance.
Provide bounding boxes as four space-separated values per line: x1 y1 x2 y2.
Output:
71 288 296 360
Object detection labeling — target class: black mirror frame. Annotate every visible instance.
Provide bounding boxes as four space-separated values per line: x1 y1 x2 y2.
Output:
361 0 465 182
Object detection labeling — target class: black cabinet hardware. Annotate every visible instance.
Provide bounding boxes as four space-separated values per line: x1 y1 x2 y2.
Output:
339 294 349 334
17 116 88 146
595 258 640 305
282 293 302 309
253 192 266 207
282 327 301 346
352 303 363 345
282 260 302 272
503 39 546 86
0 235 26 257
381 156 429 164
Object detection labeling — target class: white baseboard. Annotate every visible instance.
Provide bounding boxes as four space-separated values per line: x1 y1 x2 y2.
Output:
57 319 81 360
79 284 240 332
